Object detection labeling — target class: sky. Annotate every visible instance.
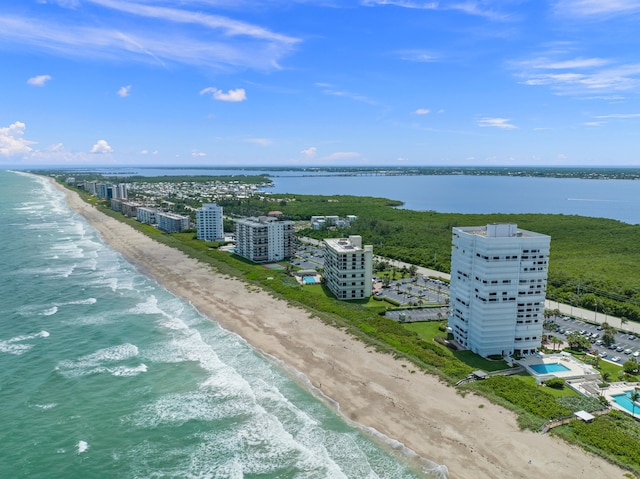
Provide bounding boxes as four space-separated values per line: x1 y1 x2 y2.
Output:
1 1 640 168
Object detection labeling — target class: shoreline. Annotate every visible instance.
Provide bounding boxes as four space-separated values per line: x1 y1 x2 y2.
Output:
50 178 628 479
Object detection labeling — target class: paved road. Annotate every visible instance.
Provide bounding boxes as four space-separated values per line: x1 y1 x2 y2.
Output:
299 236 639 335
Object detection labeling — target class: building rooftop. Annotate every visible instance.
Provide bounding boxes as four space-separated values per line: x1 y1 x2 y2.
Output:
324 236 370 253
456 223 549 239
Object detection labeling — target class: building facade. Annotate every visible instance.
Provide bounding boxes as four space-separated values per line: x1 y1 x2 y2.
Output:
196 204 224 242
157 212 190 233
137 207 158 225
234 216 294 263
448 223 550 357
323 235 373 300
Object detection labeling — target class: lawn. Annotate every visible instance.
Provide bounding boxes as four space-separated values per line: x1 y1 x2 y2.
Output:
403 321 445 342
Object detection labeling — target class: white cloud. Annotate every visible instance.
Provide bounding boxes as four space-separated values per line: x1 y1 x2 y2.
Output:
200 87 247 102
361 0 510 21
245 138 272 146
90 139 113 154
0 122 35 156
317 85 377 105
27 74 52 86
554 0 640 17
0 3 299 72
515 52 640 97
300 146 317 159
584 121 605 126
397 49 439 63
477 117 517 129
324 151 361 160
191 150 206 157
415 108 430 115
596 113 640 119
140 149 159 155
117 85 131 97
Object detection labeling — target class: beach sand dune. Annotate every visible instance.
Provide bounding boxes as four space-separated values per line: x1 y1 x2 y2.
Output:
55 182 626 479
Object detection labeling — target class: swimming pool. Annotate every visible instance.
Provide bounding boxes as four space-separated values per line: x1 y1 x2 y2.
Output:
529 362 571 374
612 390 640 415
303 277 318 284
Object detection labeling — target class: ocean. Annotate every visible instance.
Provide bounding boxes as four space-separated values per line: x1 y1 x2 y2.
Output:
0 170 446 478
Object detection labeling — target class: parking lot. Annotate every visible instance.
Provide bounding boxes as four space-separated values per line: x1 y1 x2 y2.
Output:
548 315 639 363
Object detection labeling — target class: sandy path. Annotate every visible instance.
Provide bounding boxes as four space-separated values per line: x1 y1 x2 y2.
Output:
53 181 627 479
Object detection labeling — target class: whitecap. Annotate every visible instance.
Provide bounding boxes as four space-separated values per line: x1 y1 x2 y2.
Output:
42 306 58 316
57 343 140 377
66 298 97 306
77 441 89 454
108 364 148 377
0 330 49 355
0 341 34 355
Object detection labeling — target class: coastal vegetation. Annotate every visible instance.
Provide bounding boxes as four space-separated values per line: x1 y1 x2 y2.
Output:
56 176 640 476
218 193 640 324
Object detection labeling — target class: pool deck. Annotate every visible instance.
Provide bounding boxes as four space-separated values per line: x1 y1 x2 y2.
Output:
517 353 599 383
601 382 640 418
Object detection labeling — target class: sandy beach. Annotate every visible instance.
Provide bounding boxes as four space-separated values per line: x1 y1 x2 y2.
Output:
54 181 627 479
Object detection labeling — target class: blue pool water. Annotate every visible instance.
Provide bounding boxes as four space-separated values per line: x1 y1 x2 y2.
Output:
303 276 319 284
612 391 640 415
529 362 571 374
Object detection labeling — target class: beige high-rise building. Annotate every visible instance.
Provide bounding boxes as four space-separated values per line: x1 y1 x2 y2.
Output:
323 235 373 300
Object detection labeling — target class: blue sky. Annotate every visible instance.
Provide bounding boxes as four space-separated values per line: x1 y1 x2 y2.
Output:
1 1 640 167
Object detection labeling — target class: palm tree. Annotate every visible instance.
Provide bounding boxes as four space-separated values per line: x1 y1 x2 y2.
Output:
621 316 628 331
550 336 562 351
630 388 640 418
602 371 611 384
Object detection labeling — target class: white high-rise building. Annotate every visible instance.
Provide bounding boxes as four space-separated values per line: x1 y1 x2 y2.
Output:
323 235 373 300
448 223 550 357
234 216 294 263
196 204 224 242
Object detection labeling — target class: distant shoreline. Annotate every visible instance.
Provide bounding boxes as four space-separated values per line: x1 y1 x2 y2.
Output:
26 165 640 181
47 176 629 479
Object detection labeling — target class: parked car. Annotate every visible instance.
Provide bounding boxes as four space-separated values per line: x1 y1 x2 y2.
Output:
628 335 636 340
611 356 621 362
624 348 633 355
633 351 640 358
599 351 608 358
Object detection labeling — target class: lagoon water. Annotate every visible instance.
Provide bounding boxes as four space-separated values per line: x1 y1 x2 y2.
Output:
0 170 444 478
267 174 640 225
81 167 640 225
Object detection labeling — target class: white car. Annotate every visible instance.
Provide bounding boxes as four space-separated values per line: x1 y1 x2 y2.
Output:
633 351 640 358
611 356 621 362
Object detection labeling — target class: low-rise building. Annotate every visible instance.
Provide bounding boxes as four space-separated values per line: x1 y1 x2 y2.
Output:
157 212 190 233
137 207 159 225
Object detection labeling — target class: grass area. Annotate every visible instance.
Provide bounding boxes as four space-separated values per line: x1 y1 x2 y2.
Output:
59 183 640 475
452 350 511 372
403 321 444 342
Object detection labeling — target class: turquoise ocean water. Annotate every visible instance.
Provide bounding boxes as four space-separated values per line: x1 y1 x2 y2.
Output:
0 170 447 478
